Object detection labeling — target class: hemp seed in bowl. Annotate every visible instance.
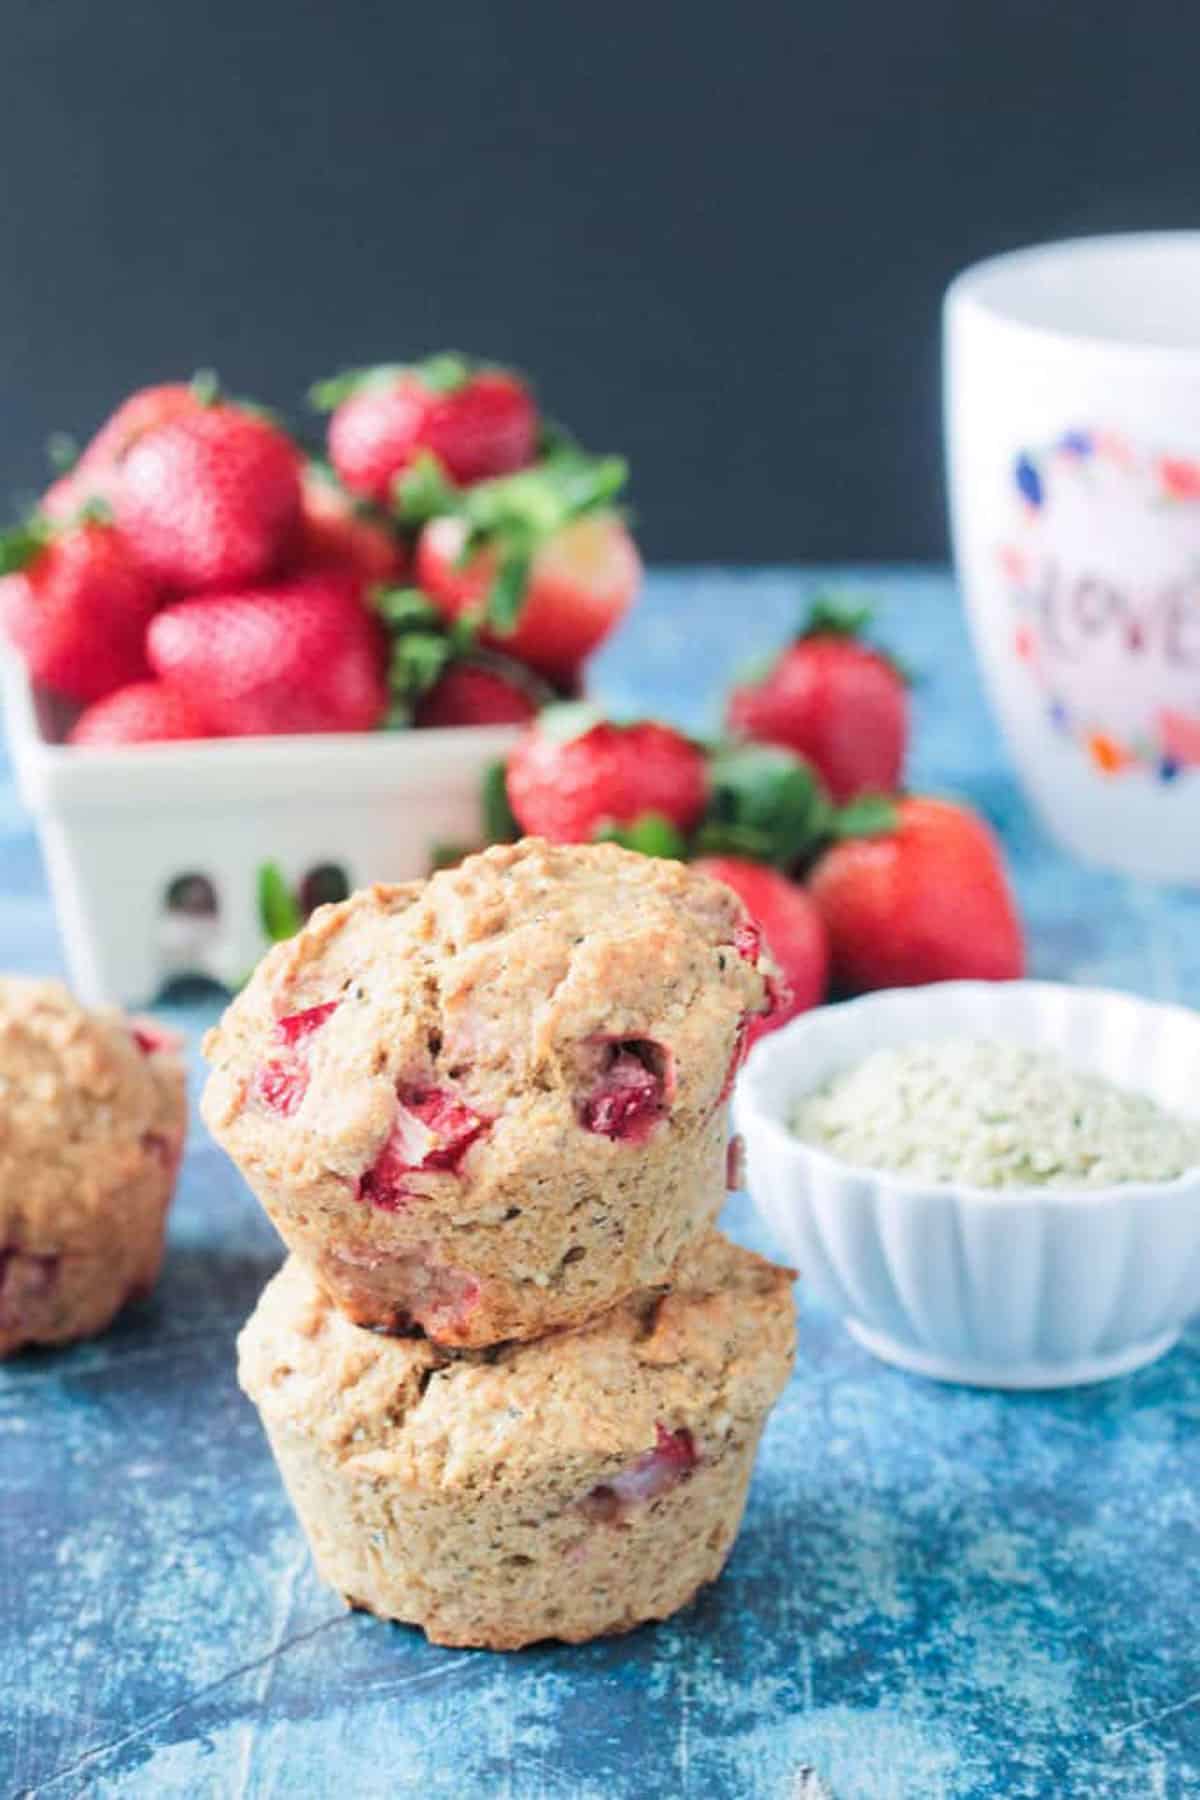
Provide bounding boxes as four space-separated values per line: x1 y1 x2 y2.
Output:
792 1038 1200 1189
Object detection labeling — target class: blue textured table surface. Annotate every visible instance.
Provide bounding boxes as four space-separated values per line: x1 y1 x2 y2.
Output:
3 570 1200 1800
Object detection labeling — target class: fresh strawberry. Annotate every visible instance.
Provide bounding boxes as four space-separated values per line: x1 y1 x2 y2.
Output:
693 856 828 1040
68 680 219 746
414 658 541 728
42 378 214 520
808 795 1025 993
146 571 387 737
0 517 158 703
115 404 301 591
505 706 706 844
402 449 638 683
314 354 538 503
726 598 908 802
418 510 639 683
294 462 405 586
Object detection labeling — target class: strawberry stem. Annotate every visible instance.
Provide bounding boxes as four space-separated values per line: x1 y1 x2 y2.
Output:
0 517 50 576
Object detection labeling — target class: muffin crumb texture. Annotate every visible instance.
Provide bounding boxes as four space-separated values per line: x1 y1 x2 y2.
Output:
238 1230 796 1649
0 976 186 1354
792 1037 1200 1189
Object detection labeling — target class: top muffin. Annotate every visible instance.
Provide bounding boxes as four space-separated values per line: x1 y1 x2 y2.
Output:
203 839 775 1344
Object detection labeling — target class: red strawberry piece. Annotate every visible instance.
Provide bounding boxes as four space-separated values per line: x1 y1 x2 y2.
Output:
581 1041 669 1142
115 404 302 591
413 659 540 729
252 1061 308 1116
293 463 405 585
68 680 218 746
129 1018 185 1056
0 518 159 704
318 357 538 504
418 511 640 684
808 795 1025 993
359 1087 488 1210
146 571 387 737
505 713 707 843
581 1424 698 1520
276 1001 340 1045
695 856 829 1046
727 602 908 803
252 1000 339 1116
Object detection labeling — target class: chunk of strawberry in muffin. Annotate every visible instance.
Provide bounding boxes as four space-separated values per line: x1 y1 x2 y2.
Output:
580 1040 671 1143
581 1424 699 1520
359 1088 489 1210
252 1002 340 1117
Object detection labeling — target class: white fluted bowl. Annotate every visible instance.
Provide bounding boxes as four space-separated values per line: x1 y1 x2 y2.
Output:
735 982 1200 1388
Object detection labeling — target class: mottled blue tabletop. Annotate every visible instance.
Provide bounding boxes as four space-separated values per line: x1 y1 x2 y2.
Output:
3 571 1200 1800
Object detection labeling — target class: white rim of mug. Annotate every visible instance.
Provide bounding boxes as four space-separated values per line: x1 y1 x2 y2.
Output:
945 230 1200 364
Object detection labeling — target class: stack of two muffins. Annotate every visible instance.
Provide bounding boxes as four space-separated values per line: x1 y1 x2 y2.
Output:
204 840 796 1649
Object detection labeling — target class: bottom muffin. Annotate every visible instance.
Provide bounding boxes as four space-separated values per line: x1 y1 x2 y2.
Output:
238 1231 796 1649
0 979 187 1356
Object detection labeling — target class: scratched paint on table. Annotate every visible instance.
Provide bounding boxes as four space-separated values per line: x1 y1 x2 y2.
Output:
3 571 1200 1800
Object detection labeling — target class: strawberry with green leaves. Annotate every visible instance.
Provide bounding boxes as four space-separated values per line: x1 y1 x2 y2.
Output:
115 401 302 591
405 450 640 684
809 794 1025 992
505 704 707 847
727 596 908 802
146 570 387 737
0 515 159 702
313 353 538 505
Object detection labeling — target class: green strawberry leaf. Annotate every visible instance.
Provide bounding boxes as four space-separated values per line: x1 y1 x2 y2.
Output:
429 841 476 870
189 368 221 406
308 364 408 411
594 812 688 861
487 537 535 630
257 862 302 943
801 591 875 639
698 742 833 869
392 452 460 526
0 518 50 575
373 586 441 630
412 351 473 394
482 759 521 843
46 432 79 473
832 794 901 839
537 417 577 459
536 700 606 745
388 630 454 703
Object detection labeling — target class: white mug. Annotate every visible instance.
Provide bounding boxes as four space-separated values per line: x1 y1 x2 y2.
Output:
945 232 1200 883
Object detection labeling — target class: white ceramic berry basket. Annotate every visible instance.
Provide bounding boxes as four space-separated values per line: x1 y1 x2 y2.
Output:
735 981 1200 1389
1 650 519 1006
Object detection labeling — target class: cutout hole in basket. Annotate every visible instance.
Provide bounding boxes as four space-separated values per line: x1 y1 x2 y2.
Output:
165 873 218 919
299 862 351 917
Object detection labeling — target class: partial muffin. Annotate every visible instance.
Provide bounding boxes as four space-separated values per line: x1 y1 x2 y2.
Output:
238 1229 795 1648
0 977 186 1356
204 839 775 1346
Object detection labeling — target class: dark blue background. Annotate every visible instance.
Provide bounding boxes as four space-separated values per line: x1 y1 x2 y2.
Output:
3 0 1199 559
